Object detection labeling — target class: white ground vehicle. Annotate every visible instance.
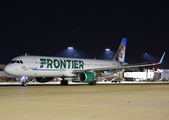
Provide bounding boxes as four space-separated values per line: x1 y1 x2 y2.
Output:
111 78 121 83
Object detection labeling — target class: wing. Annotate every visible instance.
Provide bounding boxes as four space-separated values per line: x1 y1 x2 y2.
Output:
73 52 165 74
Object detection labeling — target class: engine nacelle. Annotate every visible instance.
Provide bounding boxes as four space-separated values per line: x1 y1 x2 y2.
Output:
36 77 53 83
78 72 95 83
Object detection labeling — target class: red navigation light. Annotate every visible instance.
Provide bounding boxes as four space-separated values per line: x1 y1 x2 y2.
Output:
152 63 155 65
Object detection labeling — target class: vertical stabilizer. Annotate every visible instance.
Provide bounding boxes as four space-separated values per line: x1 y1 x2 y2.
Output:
113 38 127 64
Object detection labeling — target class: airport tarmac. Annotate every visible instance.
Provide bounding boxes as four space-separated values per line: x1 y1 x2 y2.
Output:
0 82 169 120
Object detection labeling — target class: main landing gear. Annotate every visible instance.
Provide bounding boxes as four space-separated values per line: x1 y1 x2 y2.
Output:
88 80 97 85
60 77 68 85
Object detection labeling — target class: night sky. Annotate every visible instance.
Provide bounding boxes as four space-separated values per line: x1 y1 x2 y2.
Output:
1 0 169 68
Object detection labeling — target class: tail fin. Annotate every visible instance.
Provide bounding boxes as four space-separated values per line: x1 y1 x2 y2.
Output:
113 38 127 65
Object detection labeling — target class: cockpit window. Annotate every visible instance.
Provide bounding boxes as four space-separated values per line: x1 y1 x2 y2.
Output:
10 60 16 63
20 60 23 64
10 60 23 64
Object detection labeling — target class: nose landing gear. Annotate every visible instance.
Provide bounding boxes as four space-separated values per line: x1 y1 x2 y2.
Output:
20 76 28 87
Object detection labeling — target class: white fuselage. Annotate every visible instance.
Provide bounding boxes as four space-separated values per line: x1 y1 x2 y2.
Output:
4 55 121 77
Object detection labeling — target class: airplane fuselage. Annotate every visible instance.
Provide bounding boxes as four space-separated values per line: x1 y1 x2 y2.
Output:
4 55 121 77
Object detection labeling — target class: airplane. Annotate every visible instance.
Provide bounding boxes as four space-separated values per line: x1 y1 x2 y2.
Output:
3 38 165 87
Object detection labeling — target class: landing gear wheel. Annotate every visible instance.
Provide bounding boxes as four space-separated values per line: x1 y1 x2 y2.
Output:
61 80 68 85
88 80 97 85
22 82 27 87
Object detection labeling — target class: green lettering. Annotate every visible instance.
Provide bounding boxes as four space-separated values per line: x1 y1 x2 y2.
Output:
74 60 78 69
72 60 74 69
60 60 66 68
53 59 60 68
66 60 71 69
79 60 84 69
47 59 53 68
40 59 46 68
40 58 84 70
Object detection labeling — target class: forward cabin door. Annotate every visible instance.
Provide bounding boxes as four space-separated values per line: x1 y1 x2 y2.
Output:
27 56 35 69
27 56 38 76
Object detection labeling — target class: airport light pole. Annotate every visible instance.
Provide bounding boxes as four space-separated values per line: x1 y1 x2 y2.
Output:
105 49 110 60
68 47 73 57
142 53 147 71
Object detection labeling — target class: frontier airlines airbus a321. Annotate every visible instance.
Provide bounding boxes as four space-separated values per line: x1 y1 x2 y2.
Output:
3 38 165 86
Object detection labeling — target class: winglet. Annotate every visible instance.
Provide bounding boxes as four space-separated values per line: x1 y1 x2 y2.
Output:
158 52 165 64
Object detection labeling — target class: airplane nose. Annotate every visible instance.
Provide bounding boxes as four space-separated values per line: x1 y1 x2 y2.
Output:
3 65 12 75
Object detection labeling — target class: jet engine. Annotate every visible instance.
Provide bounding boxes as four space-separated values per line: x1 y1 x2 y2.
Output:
36 77 54 83
78 72 95 83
